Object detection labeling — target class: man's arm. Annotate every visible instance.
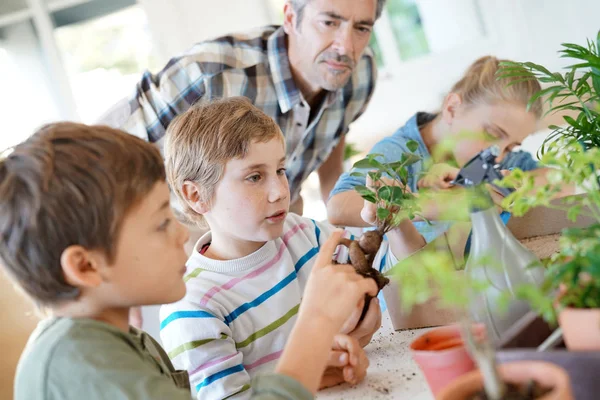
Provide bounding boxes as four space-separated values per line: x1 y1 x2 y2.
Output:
317 136 346 204
97 54 209 143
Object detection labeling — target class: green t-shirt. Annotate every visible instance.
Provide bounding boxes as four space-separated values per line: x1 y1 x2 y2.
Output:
14 317 312 400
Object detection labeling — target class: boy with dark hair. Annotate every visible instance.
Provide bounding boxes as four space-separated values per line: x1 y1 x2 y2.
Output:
0 122 377 400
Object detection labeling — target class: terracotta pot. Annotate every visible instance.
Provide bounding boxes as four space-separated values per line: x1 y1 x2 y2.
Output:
410 324 484 396
437 361 573 400
558 307 600 351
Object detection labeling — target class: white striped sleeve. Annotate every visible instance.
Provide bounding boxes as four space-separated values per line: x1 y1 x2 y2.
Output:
160 302 251 400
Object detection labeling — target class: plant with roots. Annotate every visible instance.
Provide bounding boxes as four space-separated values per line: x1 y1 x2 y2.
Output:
340 139 424 293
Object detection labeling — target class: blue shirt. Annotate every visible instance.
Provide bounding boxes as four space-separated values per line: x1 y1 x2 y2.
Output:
331 112 539 242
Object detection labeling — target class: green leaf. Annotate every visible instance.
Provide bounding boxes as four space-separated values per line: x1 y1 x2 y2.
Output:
353 158 383 170
398 168 408 185
377 208 390 221
527 85 564 111
567 205 582 222
354 185 376 203
400 153 421 167
378 185 405 202
368 171 382 182
563 115 582 129
349 172 364 178
592 67 600 99
406 140 419 153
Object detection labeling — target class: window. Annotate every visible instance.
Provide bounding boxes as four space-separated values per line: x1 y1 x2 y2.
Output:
54 5 160 123
386 0 429 61
266 0 487 74
0 0 158 150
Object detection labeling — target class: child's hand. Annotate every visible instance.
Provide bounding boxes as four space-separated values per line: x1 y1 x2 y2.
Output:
361 175 409 225
418 163 459 190
319 334 370 389
300 231 379 334
346 297 382 347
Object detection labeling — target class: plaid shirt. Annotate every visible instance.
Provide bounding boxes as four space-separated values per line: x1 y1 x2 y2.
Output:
99 25 377 201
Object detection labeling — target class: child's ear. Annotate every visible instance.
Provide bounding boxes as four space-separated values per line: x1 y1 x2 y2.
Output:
182 181 210 214
441 93 463 125
60 245 103 289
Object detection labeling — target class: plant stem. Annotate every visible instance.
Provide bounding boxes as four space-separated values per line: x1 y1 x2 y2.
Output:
460 316 506 400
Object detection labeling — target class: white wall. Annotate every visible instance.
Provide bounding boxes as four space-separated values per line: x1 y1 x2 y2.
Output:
138 0 273 61
0 21 61 150
348 0 600 152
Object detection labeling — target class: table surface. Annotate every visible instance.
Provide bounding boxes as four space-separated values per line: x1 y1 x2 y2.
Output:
317 312 434 400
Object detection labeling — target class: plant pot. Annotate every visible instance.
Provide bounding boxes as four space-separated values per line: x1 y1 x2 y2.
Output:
497 350 600 400
437 361 573 400
558 307 600 350
410 324 484 396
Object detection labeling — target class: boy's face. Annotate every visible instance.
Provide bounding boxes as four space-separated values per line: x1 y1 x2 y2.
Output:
205 138 290 246
101 181 189 307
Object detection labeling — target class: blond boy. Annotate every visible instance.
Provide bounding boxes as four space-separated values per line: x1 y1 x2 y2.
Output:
161 97 426 399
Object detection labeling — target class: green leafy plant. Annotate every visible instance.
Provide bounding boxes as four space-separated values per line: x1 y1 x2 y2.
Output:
497 30 600 153
500 140 600 324
350 137 519 399
339 139 424 293
350 139 423 225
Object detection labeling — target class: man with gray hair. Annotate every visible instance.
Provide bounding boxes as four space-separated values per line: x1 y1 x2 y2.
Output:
101 1 387 379
101 0 386 215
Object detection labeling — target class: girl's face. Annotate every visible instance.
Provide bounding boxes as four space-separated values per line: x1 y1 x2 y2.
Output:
444 100 538 166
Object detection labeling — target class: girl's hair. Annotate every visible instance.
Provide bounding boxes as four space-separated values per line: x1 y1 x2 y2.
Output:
449 56 543 118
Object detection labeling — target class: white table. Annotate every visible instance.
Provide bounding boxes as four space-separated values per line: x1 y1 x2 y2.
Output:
317 312 434 399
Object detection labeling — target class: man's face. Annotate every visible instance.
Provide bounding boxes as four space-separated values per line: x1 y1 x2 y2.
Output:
285 0 377 92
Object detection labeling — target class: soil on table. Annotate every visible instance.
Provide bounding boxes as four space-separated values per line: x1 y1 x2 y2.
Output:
467 380 552 400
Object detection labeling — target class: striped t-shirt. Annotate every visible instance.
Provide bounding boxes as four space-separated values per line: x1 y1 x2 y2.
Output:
159 213 397 399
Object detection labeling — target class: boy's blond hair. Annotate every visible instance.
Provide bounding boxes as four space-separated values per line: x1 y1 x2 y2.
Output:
165 97 284 225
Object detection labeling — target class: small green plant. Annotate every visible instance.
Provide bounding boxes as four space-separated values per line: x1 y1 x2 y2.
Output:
350 138 516 399
500 140 600 324
350 139 423 225
340 139 423 292
497 30 600 154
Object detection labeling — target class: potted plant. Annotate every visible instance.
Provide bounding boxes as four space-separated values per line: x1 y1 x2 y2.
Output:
495 30 600 351
388 189 575 399
499 140 600 351
348 139 573 398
